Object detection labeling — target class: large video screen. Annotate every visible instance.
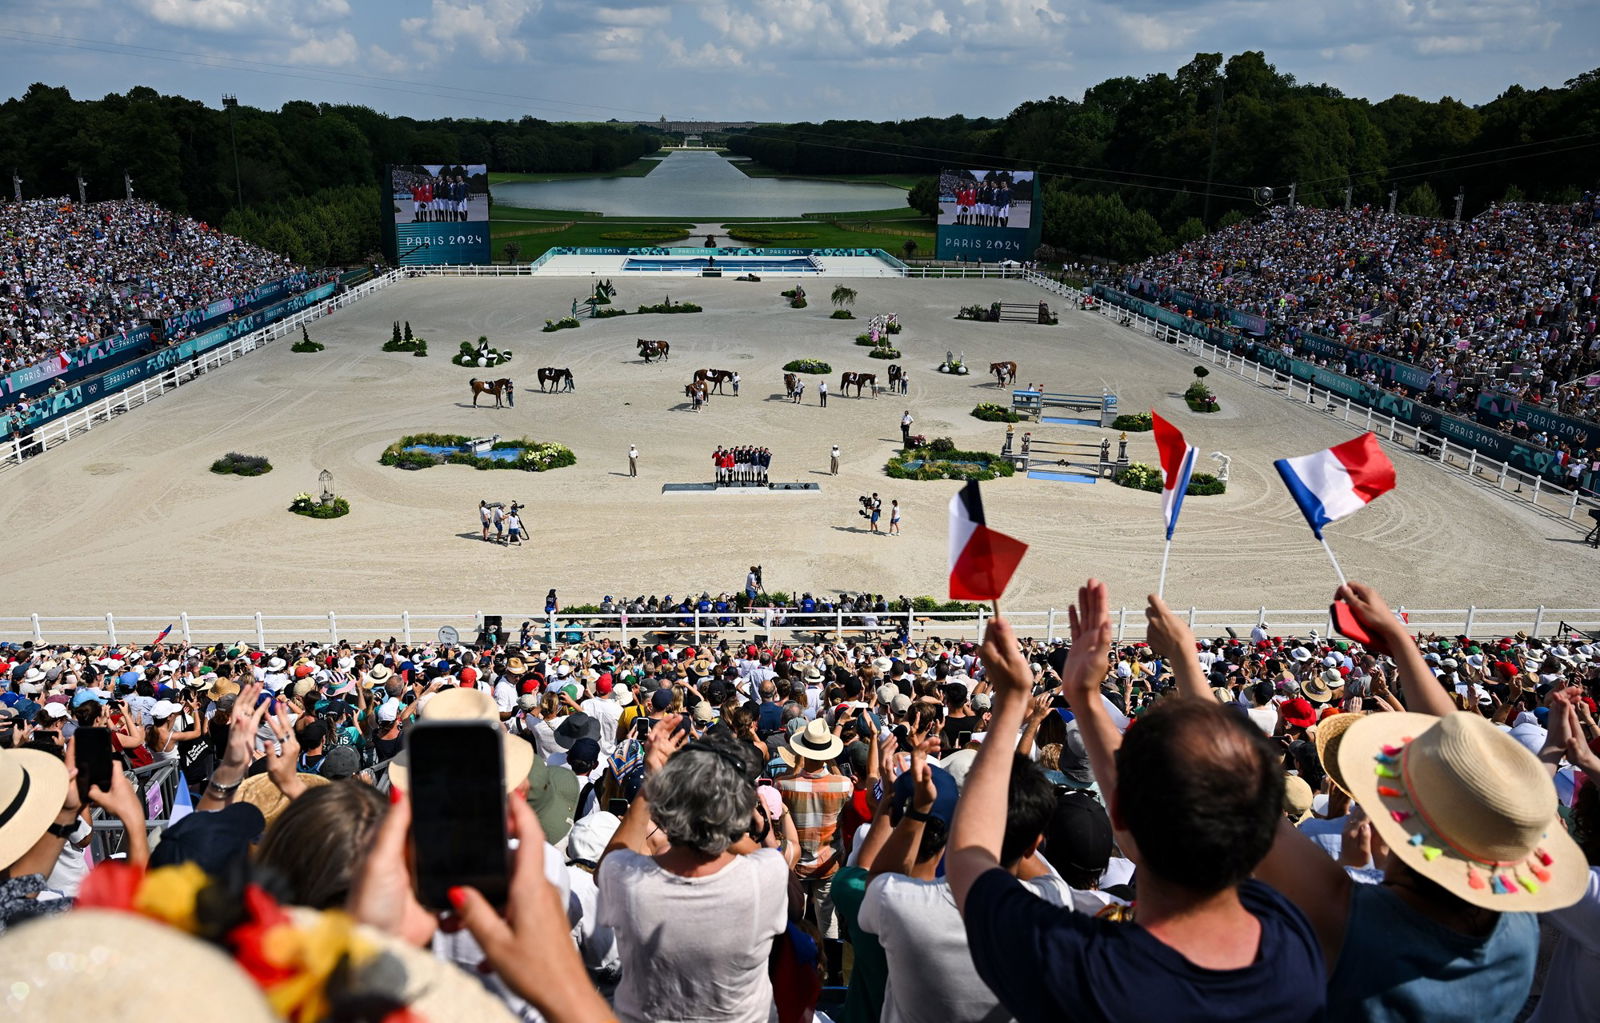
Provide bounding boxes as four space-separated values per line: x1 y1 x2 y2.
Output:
934 168 1042 262
383 163 491 266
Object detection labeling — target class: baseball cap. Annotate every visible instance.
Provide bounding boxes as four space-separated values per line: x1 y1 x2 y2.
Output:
1041 790 1113 882
42 703 69 720
650 689 675 712
318 746 361 780
889 763 959 827
567 736 602 766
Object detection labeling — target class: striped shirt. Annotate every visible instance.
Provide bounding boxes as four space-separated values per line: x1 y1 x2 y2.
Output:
778 769 854 878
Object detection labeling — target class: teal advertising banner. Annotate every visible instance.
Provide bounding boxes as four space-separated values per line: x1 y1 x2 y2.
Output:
382 163 491 265
396 222 491 266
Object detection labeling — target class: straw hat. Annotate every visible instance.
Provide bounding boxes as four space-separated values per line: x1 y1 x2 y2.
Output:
1283 775 1314 824
387 687 534 793
0 747 68 869
1314 711 1364 797
788 718 844 762
1302 670 1340 705
238 773 332 827
0 910 275 1021
1338 711 1587 911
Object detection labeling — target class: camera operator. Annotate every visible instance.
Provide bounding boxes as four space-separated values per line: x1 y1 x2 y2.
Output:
858 493 883 533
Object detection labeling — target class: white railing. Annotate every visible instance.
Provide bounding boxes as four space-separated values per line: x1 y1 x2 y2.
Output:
403 264 534 277
2 272 400 470
2 606 1596 648
403 262 1042 280
1049 286 1600 532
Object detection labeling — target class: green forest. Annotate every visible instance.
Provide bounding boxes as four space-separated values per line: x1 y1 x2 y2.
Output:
728 51 1600 262
3 51 1597 267
0 83 663 266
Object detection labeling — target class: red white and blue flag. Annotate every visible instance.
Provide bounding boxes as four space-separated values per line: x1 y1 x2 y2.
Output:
1151 412 1197 541
1274 433 1396 539
153 624 173 645
949 480 1028 601
57 351 71 371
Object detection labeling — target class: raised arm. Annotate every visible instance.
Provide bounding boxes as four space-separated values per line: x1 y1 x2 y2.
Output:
1338 582 1455 719
1145 593 1207 701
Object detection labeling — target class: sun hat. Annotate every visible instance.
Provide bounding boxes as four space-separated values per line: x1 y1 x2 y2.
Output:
365 663 393 684
0 910 277 1021
554 712 601 750
566 811 622 865
237 773 332 827
693 701 716 723
1283 774 1314 824
1303 672 1339 705
788 718 844 762
1338 711 1587 911
937 748 979 790
0 747 69 868
1313 711 1364 797
876 683 900 707
1281 697 1318 729
387 689 535 794
266 657 287 671
614 684 635 708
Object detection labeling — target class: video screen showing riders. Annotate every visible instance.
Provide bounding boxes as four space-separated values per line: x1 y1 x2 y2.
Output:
390 164 490 225
936 168 1034 230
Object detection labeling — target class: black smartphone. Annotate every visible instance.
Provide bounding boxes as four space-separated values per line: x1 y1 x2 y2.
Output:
406 721 509 911
607 797 630 816
75 726 114 802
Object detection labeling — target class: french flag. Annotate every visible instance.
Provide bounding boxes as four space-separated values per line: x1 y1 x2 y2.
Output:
1151 412 1197 540
57 351 70 370
1274 433 1396 539
949 480 1028 601
153 624 173 645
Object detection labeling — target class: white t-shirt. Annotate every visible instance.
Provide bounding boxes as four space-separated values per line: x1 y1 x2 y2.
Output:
580 696 623 754
859 872 1070 1023
1529 866 1600 1023
566 866 621 979
598 847 788 1023
1246 705 1278 736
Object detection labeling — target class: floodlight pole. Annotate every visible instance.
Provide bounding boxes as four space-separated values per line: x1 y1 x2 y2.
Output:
223 95 244 211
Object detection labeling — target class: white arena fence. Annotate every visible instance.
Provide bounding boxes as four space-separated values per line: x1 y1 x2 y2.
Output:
3 606 1598 649
1 272 402 469
1072 295 1600 531
402 262 1040 280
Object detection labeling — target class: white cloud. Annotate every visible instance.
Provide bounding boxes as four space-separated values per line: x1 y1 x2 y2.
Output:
399 0 542 62
133 0 351 33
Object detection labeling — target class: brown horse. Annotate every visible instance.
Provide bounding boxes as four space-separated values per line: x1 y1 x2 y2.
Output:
694 368 735 395
469 378 514 408
840 371 877 398
991 361 1018 386
637 339 669 363
684 381 708 410
783 372 799 399
537 367 574 393
886 364 906 390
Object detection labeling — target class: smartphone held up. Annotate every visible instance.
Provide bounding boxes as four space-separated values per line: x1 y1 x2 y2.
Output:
405 720 510 911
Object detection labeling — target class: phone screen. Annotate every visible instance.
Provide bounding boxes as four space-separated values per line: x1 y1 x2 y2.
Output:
607 797 630 816
406 721 509 911
75 726 114 801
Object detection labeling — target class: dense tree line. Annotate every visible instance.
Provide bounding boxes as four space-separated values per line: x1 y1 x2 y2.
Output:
0 83 662 262
728 52 1600 261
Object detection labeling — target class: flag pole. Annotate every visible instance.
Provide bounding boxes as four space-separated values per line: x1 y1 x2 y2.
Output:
1157 538 1172 600
1319 536 1349 587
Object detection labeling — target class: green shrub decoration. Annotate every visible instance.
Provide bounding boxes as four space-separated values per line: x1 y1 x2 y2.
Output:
1111 412 1153 432
1184 380 1220 413
592 307 630 319
726 228 818 243
885 321 902 335
291 326 323 352
289 494 350 519
971 403 1020 423
783 358 831 374
635 300 701 314
383 336 428 355
210 452 272 476
791 297 808 308
855 336 881 346
906 596 985 613
830 310 854 320
886 446 1014 482
1115 462 1226 495
543 316 581 332
868 348 901 360
380 434 576 473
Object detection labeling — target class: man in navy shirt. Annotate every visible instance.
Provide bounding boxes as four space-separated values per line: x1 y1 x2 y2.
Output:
948 580 1325 1022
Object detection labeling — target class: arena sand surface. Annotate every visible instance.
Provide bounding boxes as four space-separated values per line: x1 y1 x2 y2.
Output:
2 275 1596 632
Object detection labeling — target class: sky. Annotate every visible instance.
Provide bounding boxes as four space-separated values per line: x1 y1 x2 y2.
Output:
0 0 1594 123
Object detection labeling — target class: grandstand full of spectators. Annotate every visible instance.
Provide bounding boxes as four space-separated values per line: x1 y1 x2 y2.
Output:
0 198 301 377
0 576 1595 1022
1126 199 1600 430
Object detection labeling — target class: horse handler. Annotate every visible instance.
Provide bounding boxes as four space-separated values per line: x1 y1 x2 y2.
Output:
505 379 515 407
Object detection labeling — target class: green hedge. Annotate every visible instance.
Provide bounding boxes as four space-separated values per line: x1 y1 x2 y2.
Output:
380 434 577 473
886 447 1015 482
1111 412 1153 431
383 337 428 355
971 403 1019 423
291 338 324 353
830 310 854 319
868 348 901 360
1185 381 1220 413
210 452 272 476
784 358 831 374
598 227 690 241
727 228 818 242
1115 462 1226 495
635 301 701 314
543 316 581 332
907 596 985 612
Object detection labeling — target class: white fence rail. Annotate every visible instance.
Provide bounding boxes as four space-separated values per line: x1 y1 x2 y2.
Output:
401 262 1045 280
2 272 401 470
1076 297 1600 530
3 606 1597 648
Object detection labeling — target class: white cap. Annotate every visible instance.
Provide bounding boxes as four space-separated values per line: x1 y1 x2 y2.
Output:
43 703 69 720
151 699 183 720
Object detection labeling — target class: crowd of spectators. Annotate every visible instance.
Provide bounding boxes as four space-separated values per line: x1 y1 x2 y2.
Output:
0 198 301 376
1125 199 1600 429
0 573 1595 1021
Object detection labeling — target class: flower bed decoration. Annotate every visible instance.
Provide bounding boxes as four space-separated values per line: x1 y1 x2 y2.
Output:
543 316 581 332
971 403 1020 423
210 452 272 476
289 494 350 519
381 433 576 473
783 358 831 374
1111 412 1153 432
868 348 901 360
453 337 514 368
886 444 1015 482
1116 462 1226 495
